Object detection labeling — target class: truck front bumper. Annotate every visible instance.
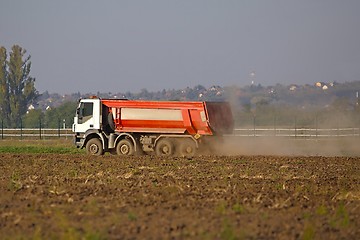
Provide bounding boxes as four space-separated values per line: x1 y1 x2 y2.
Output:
74 134 85 148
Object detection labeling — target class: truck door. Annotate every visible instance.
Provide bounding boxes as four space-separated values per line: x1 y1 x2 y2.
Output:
74 99 100 133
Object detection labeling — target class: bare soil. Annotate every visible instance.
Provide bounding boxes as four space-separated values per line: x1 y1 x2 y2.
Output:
1 153 359 239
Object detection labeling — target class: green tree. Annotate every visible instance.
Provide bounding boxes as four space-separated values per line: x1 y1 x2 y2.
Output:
44 101 77 128
6 45 38 127
0 47 10 126
22 109 43 128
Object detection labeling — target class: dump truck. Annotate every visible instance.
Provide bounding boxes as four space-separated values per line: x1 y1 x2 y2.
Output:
72 97 233 156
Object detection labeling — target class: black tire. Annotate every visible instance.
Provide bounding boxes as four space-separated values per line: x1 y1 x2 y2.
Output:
107 113 115 131
178 139 196 157
155 138 174 157
116 139 135 156
86 138 104 156
109 149 117 155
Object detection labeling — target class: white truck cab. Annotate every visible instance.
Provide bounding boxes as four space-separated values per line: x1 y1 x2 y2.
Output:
72 98 102 137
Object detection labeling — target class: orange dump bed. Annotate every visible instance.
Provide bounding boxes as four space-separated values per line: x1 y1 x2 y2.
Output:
101 99 233 135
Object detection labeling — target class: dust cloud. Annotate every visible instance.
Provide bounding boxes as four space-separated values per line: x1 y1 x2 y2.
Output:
221 89 360 157
216 136 360 157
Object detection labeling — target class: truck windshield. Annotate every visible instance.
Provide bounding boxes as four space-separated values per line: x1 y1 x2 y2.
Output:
78 102 93 124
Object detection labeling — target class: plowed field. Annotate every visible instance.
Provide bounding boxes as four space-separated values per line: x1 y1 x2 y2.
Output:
1 153 359 239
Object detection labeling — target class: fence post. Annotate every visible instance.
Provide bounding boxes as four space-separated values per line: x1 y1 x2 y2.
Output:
294 116 297 138
253 115 256 137
58 119 61 138
315 115 318 138
1 119 3 140
274 116 277 136
39 117 42 140
20 118 23 140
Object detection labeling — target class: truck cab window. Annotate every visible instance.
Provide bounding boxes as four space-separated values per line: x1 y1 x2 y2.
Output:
78 102 93 124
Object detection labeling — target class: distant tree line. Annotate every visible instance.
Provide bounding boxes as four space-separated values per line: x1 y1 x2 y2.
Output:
0 45 38 127
1 45 359 129
26 81 360 129
22 101 77 129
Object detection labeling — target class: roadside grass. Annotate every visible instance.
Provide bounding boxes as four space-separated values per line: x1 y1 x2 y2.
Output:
0 139 83 154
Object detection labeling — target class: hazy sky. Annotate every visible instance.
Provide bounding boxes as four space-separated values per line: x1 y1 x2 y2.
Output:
1 0 360 94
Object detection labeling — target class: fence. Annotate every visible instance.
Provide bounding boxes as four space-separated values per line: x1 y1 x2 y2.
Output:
0 127 359 139
232 127 360 137
0 128 73 139
233 112 360 137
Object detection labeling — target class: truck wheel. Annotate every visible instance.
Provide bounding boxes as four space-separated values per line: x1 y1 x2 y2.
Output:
178 139 196 157
155 138 174 157
86 138 104 156
107 113 115 131
116 139 135 156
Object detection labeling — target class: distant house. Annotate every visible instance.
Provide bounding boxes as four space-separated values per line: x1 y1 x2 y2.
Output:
315 82 329 88
28 104 35 111
315 82 322 88
289 85 297 91
315 82 330 90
